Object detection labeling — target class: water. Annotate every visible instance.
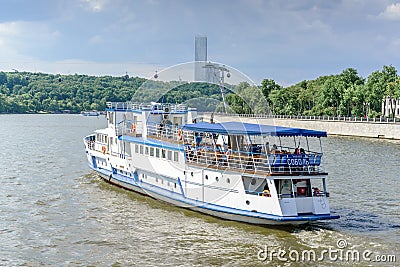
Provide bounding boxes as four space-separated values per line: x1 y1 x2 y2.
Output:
0 114 399 266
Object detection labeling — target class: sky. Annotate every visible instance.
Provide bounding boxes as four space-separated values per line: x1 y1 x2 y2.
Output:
0 0 400 86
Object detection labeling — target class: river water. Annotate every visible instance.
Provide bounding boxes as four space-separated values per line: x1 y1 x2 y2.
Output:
0 114 398 266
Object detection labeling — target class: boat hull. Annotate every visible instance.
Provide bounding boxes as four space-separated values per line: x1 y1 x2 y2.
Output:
90 165 339 226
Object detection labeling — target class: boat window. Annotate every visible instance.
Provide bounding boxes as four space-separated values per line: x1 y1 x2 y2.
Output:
161 149 166 159
242 176 265 195
167 150 172 161
293 179 311 197
310 178 326 197
145 146 149 155
150 147 155 157
108 112 114 124
156 148 160 158
275 179 293 198
124 141 131 157
135 144 139 154
173 151 179 162
139 145 143 154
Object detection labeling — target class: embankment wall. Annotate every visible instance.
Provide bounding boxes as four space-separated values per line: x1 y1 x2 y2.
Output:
208 115 400 140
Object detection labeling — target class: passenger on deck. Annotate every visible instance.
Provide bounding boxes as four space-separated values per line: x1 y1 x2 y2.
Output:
225 145 233 161
215 144 224 163
312 187 321 196
195 134 202 147
265 142 271 154
191 142 199 159
300 148 306 154
271 144 278 154
156 123 162 137
294 147 300 154
262 183 271 197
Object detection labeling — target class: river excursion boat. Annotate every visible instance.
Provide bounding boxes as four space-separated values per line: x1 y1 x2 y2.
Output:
84 102 339 225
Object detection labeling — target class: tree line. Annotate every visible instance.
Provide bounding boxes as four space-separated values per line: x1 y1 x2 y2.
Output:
259 65 400 118
0 65 399 117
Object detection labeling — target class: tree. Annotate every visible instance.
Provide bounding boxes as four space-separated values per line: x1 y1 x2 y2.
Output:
365 65 397 116
385 77 400 118
261 79 282 103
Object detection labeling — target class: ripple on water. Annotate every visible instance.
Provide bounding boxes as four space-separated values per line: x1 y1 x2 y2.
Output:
0 115 399 266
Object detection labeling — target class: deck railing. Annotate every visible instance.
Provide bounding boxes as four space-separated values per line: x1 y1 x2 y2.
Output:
146 123 190 143
184 145 325 175
106 102 189 112
117 121 325 175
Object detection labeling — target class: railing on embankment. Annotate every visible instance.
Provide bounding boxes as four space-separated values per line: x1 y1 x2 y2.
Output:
202 113 400 140
204 112 400 124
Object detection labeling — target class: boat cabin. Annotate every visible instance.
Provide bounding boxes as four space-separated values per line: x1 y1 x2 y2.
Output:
180 121 327 176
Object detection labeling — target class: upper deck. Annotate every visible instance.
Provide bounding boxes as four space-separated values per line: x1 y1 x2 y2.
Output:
180 122 327 176
103 102 327 176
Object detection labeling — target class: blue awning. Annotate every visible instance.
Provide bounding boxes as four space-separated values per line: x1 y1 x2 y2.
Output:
181 122 327 137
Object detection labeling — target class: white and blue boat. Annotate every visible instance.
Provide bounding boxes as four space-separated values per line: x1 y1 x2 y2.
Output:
84 102 339 225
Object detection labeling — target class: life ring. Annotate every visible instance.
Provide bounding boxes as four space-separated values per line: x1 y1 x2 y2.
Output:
177 129 182 140
262 190 271 197
131 124 136 133
101 146 106 154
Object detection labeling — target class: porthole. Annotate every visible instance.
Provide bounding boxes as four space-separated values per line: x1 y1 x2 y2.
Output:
251 178 256 185
174 183 177 188
246 200 250 205
191 172 194 176
205 175 208 180
216 177 219 182
227 178 230 184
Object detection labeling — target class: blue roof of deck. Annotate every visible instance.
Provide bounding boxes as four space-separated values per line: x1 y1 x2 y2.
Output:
181 122 327 137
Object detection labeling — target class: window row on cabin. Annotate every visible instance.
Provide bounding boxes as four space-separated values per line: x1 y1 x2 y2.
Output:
134 144 179 162
96 133 109 144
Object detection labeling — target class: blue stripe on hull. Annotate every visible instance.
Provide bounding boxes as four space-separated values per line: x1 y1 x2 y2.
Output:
89 165 339 223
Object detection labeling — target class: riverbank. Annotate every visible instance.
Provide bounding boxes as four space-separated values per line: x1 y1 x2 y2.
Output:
206 114 400 140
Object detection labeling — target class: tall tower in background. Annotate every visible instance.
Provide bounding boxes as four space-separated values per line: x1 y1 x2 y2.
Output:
194 35 207 81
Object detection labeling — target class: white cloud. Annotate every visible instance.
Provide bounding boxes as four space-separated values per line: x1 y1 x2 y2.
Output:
0 20 62 71
80 0 110 13
379 3 400 20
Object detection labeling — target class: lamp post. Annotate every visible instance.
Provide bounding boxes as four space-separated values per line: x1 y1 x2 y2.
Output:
363 102 370 118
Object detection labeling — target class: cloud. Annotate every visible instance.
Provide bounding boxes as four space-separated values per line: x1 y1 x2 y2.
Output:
0 20 62 68
80 0 110 13
379 3 400 20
